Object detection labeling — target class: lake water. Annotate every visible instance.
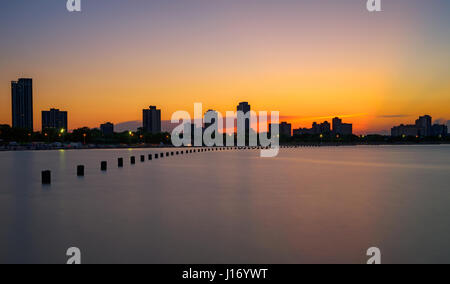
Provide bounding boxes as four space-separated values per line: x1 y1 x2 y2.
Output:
0 145 450 264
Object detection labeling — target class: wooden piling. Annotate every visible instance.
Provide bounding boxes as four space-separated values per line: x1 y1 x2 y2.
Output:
42 170 51 184
77 165 85 177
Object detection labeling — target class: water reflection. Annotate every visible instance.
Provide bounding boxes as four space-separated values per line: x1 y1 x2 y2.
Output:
0 146 449 263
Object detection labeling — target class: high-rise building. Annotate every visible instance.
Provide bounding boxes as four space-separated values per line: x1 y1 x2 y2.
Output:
143 106 162 134
432 124 448 137
279 122 292 137
332 117 353 136
391 115 439 137
391 124 419 137
332 117 342 134
320 121 331 134
416 115 432 137
312 122 321 134
11 78 33 131
269 122 292 137
42 109 68 131
100 122 114 136
237 102 251 135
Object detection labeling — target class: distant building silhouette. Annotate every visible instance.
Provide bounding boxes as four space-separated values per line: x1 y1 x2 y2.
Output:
143 106 161 134
293 128 313 135
332 117 353 136
416 115 432 137
391 115 445 137
294 118 342 135
11 78 33 131
431 124 448 137
391 124 419 137
313 121 331 135
42 109 67 131
100 122 114 136
320 121 331 134
237 102 251 135
270 122 292 137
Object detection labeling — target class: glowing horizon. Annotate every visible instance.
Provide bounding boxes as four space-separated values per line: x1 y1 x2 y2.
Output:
1 0 449 134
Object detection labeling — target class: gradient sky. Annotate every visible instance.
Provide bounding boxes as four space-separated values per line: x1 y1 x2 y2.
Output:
1 0 449 134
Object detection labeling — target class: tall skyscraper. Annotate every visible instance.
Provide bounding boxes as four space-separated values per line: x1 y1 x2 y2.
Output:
42 109 68 131
11 78 33 131
237 102 251 135
143 106 162 134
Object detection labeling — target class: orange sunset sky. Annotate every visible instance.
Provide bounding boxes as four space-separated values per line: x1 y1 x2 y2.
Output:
1 0 449 134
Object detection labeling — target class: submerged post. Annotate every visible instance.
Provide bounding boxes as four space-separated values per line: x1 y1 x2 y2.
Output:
42 170 51 185
77 165 85 177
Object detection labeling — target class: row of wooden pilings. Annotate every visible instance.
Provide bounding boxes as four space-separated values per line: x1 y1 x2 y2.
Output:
41 146 287 185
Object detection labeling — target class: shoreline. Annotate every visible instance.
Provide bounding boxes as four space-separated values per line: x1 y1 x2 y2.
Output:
1 142 449 152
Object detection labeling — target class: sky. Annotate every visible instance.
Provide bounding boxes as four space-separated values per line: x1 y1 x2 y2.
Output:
1 0 449 134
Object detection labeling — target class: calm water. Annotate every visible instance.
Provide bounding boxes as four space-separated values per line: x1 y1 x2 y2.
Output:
0 145 450 264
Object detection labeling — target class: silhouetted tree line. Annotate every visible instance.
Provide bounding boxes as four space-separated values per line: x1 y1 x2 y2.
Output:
284 133 449 144
0 125 171 145
1 124 448 145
